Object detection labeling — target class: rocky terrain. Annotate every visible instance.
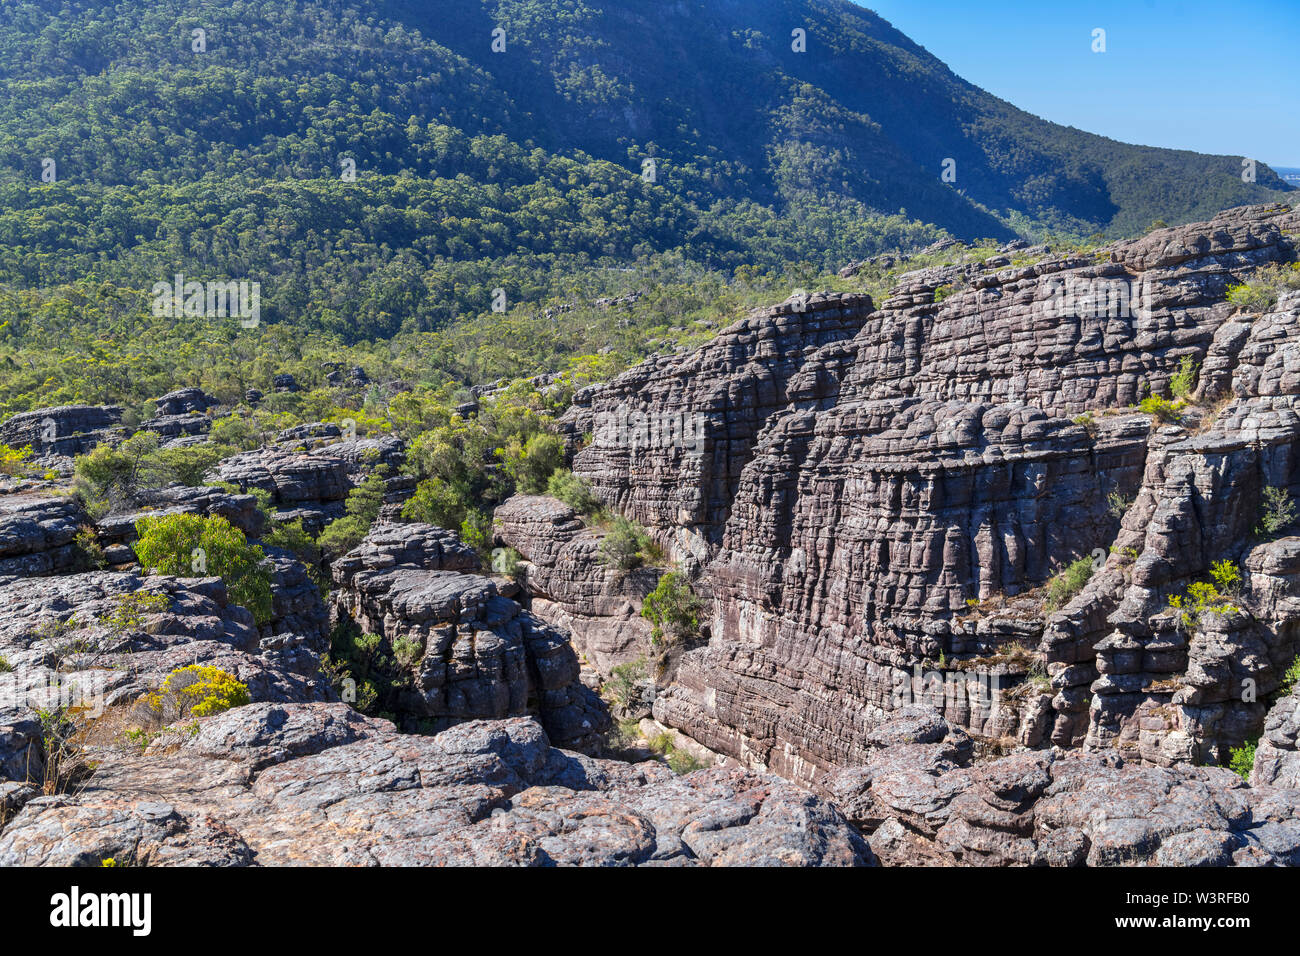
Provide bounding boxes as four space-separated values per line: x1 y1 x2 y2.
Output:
2 203 1300 867
565 203 1300 782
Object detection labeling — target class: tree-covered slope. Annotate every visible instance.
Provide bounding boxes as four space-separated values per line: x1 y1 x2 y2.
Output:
0 0 1289 375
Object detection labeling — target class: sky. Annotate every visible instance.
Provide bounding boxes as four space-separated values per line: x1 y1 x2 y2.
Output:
860 0 1300 168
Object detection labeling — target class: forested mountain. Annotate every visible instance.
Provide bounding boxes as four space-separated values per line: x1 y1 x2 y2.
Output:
0 0 1290 411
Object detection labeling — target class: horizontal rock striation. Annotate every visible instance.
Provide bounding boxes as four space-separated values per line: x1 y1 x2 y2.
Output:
562 292 876 565
0 405 123 459
0 495 92 578
569 203 1300 778
494 494 660 674
330 523 609 751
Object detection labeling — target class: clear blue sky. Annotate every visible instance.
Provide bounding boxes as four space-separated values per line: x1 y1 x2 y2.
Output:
860 0 1300 167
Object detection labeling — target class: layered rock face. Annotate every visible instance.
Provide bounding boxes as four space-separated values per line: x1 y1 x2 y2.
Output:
566 203 1300 780
562 292 875 565
0 495 92 577
330 523 609 751
1045 291 1300 763
494 494 660 674
0 705 869 866
819 708 1300 866
0 405 122 459
213 431 404 534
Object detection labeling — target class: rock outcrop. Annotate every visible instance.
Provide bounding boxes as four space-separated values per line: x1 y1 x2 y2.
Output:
494 495 660 674
820 708 1300 866
562 291 876 566
330 523 610 751
0 705 870 866
213 432 404 534
564 203 1300 779
0 405 122 459
0 494 93 577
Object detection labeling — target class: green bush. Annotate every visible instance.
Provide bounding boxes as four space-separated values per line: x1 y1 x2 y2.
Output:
133 513 273 623
501 432 565 494
604 657 649 710
1168 565 1244 633
547 469 602 515
400 476 471 532
459 509 493 555
641 571 702 646
1044 556 1096 613
1138 395 1183 423
1168 356 1198 401
600 516 654 571
156 443 233 486
318 470 387 559
1258 485 1297 537
1228 739 1257 781
73 431 169 515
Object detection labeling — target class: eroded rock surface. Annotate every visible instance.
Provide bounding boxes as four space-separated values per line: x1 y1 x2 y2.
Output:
0 704 870 867
567 203 1300 778
331 523 610 751
820 708 1300 866
495 494 660 674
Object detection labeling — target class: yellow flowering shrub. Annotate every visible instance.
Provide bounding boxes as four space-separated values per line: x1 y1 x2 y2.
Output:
145 665 251 722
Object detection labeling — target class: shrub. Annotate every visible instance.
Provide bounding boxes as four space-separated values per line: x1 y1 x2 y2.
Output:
73 431 169 514
133 513 272 623
1209 558 1242 596
1168 570 1243 632
641 572 702 646
1168 356 1198 401
1227 281 1278 313
1044 556 1095 613
1258 485 1297 537
156 443 232 486
392 636 425 668
1276 656 1300 700
1226 264 1300 314
600 516 654 571
500 432 565 494
547 469 602 515
71 525 108 570
1107 491 1133 520
1138 395 1183 423
667 750 708 774
0 655 10 673
319 470 387 559
1228 739 1257 781
458 509 493 554
145 665 251 722
400 475 470 533
0 442 33 476
98 592 171 634
604 657 649 711
263 518 321 571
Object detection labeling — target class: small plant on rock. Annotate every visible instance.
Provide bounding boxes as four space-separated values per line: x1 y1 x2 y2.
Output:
1229 739 1257 781
1044 556 1096 613
641 572 702 647
1168 356 1199 401
1257 485 1297 538
600 516 654 571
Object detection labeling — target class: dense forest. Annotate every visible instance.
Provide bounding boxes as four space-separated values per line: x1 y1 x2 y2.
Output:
0 0 1291 414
